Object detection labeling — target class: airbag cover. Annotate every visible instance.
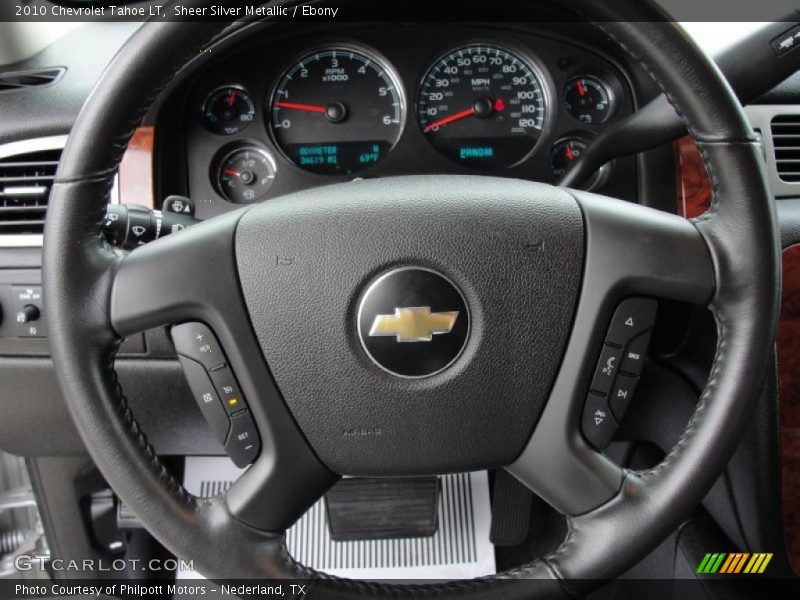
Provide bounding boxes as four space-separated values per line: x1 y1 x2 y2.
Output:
235 175 584 475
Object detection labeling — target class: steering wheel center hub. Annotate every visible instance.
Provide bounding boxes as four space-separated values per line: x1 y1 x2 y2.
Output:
357 267 470 378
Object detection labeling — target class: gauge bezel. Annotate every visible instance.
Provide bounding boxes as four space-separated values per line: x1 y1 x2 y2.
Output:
549 135 612 191
266 43 407 176
213 144 277 203
415 40 555 169
562 72 620 126
200 83 256 136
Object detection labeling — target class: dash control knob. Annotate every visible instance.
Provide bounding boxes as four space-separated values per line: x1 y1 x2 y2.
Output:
16 304 40 325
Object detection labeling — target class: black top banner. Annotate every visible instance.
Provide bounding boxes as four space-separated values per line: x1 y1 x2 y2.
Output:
2 0 800 23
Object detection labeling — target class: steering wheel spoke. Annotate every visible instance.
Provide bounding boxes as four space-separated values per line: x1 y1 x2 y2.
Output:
111 209 337 532
110 210 244 337
509 191 715 516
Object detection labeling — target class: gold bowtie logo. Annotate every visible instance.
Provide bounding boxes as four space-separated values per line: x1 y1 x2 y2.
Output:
369 307 459 343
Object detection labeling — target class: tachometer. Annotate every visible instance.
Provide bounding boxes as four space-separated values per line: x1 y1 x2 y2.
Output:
417 43 549 169
269 46 405 175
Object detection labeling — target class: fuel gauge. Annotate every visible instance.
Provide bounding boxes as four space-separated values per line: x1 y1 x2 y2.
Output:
215 146 276 203
563 76 615 125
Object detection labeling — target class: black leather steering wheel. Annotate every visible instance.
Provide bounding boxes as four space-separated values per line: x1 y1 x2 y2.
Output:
43 0 779 596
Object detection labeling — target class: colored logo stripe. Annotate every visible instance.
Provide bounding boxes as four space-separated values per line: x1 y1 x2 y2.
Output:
697 552 773 574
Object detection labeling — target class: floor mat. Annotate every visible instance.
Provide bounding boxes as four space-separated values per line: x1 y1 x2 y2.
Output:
179 457 496 580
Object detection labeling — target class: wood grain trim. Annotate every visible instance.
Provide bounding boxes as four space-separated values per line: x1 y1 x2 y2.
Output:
676 137 799 572
118 126 155 209
778 243 800 575
675 136 712 219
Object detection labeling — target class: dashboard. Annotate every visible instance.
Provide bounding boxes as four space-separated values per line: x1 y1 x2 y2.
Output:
178 23 644 220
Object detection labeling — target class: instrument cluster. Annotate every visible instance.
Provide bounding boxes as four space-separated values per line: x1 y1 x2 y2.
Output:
181 25 636 213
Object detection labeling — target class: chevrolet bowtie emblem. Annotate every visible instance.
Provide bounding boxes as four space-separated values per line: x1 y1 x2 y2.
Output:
369 307 459 343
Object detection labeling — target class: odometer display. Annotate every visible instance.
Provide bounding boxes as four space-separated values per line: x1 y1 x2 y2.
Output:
269 47 405 175
417 44 548 169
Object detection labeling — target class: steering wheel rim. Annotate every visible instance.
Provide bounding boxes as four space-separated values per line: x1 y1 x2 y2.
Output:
43 0 779 596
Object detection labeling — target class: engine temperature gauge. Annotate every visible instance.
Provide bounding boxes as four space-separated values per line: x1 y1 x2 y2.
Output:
563 76 615 125
215 147 276 203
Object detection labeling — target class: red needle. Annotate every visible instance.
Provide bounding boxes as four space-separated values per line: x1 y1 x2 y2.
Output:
565 144 575 160
577 80 587 97
424 107 476 132
224 169 240 177
275 101 327 113
228 90 237 107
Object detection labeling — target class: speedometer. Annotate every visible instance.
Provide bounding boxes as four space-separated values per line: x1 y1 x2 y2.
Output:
269 46 405 175
417 44 549 169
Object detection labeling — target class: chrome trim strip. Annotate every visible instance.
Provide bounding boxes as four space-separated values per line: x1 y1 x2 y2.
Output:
0 135 67 248
745 104 799 198
0 234 43 248
0 135 67 160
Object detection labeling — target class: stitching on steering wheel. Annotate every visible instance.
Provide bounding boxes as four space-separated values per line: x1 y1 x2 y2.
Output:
638 309 728 481
107 343 199 508
60 6 755 588
92 22 251 513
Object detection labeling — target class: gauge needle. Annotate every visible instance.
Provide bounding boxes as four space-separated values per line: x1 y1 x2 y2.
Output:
565 144 575 160
275 101 327 113
228 90 237 107
424 107 476 132
577 80 587 97
224 169 240 177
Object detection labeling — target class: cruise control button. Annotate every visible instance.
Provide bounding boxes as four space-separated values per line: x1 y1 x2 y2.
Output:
582 393 617 450
209 367 246 415
590 344 623 396
178 356 230 444
225 410 260 468
171 322 226 370
620 331 651 376
606 298 657 347
610 374 638 421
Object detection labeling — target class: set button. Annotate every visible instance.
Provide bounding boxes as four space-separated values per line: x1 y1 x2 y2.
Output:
226 411 260 467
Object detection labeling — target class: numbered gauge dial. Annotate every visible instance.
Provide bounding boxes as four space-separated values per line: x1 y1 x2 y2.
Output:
417 44 548 169
550 137 610 190
202 85 256 135
269 47 405 175
215 147 276 203
563 76 615 124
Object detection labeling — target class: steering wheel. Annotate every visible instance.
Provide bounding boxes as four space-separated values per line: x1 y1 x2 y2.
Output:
43 0 779 596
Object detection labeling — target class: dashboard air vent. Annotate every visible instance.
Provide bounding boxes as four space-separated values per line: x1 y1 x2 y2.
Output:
0 68 65 92
771 114 800 182
0 149 60 234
